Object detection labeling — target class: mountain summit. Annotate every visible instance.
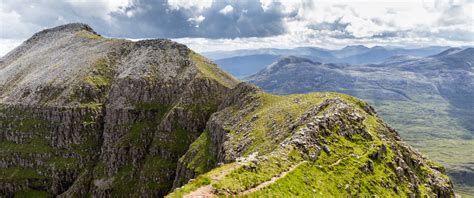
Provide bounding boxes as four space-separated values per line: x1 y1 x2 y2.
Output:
0 23 454 197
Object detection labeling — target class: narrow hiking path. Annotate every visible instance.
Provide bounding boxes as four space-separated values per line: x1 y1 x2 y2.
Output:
184 186 214 198
184 144 376 197
239 143 376 195
184 164 239 198
239 161 307 195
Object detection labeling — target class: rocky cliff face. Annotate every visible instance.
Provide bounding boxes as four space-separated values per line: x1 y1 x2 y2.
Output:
0 23 454 197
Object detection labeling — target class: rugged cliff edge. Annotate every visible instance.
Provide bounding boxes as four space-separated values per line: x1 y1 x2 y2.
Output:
0 23 454 197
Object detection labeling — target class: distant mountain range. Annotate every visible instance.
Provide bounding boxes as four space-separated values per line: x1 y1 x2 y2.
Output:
214 54 279 78
245 48 474 195
204 45 453 78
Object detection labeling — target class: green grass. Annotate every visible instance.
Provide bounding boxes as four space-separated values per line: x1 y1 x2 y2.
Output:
168 175 212 198
190 51 238 89
151 121 192 155
226 92 357 157
47 157 80 170
84 75 110 87
0 105 102 195
458 192 474 198
180 130 216 175
115 120 152 147
166 163 239 197
0 138 52 156
226 114 430 197
235 93 321 155
79 101 103 110
142 156 176 191
244 135 400 197
114 103 170 147
83 58 114 90
0 106 50 133
135 102 170 112
92 161 107 179
110 165 138 196
71 57 115 106
75 30 102 40
0 167 46 181
14 189 51 198
212 147 303 194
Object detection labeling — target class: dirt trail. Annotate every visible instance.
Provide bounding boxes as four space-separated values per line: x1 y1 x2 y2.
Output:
185 145 374 197
239 161 307 195
184 186 214 198
184 164 239 198
238 144 375 195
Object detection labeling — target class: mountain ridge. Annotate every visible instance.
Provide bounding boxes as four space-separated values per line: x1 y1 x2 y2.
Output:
206 45 453 79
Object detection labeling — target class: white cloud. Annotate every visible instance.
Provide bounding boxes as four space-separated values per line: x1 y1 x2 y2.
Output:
0 5 38 39
260 0 273 12
278 0 303 14
259 0 303 14
0 0 472 55
0 38 22 57
175 33 472 53
187 15 206 28
257 0 474 42
219 5 234 15
167 0 213 12
68 0 131 21
0 0 133 41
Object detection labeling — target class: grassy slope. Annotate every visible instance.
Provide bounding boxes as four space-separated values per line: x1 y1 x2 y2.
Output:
168 92 451 197
190 51 239 89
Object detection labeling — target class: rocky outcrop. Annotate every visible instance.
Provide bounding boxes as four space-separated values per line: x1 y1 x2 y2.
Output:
0 23 455 197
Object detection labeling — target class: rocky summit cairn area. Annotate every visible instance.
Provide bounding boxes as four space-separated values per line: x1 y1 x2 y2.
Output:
0 23 454 197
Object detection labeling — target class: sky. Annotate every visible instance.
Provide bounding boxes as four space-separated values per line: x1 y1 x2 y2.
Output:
0 0 473 56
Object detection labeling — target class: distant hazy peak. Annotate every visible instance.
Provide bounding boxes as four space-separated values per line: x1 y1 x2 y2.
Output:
342 45 369 50
432 47 464 57
277 55 316 65
257 56 320 75
382 54 420 63
370 46 387 50
452 47 474 56
461 47 474 54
